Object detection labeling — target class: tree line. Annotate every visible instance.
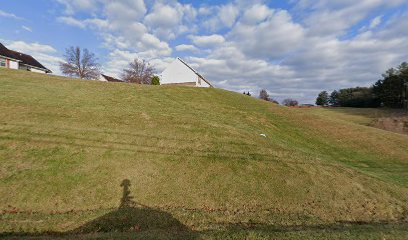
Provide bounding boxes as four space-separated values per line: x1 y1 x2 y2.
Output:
316 62 408 108
59 46 160 85
244 89 299 106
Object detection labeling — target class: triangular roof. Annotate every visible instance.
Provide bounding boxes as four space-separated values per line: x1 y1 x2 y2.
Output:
101 74 123 82
0 43 20 61
176 57 213 88
0 42 51 73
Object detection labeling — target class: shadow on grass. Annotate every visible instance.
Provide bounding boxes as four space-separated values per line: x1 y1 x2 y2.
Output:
1 180 407 239
72 179 193 236
1 179 197 239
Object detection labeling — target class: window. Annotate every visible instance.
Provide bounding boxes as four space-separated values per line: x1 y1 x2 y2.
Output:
0 58 6 67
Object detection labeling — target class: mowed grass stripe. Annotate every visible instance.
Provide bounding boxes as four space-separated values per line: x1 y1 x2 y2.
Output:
0 124 345 167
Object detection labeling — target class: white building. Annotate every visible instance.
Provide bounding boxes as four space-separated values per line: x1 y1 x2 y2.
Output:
99 74 124 82
0 43 51 74
160 58 213 88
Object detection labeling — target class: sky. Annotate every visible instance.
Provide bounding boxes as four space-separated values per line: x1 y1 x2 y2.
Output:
1 0 408 103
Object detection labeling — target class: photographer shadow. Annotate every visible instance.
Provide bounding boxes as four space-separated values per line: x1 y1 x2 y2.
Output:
72 179 196 238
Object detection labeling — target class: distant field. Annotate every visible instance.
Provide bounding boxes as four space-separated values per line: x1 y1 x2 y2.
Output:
0 68 407 239
295 107 408 135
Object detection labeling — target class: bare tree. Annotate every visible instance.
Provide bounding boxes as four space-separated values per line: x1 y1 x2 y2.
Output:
59 46 100 80
282 98 299 106
259 89 270 101
122 58 155 84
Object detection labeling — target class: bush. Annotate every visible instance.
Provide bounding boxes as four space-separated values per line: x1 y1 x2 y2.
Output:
151 76 160 85
282 98 299 106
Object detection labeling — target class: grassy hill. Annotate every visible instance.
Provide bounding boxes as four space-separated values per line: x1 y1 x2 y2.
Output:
0 68 407 239
297 107 408 134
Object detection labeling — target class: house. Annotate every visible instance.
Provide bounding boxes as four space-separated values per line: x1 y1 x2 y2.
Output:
0 43 51 74
99 74 123 82
160 57 213 88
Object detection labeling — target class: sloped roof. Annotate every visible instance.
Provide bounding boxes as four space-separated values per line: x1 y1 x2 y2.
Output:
177 57 214 88
101 74 123 82
0 43 51 73
0 43 19 60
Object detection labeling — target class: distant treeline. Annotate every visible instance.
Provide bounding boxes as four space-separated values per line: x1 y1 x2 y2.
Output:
316 62 408 108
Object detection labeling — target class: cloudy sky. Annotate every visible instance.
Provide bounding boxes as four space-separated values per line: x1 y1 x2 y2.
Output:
1 0 408 103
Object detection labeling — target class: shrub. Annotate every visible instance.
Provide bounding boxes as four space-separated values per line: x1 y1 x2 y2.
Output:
151 76 160 85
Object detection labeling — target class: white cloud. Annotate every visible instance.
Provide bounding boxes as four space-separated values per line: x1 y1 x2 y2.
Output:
56 0 101 15
369 15 382 29
56 1 171 60
198 6 212 16
0 9 22 20
145 4 181 28
22 26 32 32
296 0 406 37
57 16 86 28
359 15 383 32
229 9 305 59
241 4 271 24
190 34 225 47
175 44 198 52
57 16 109 29
144 2 196 39
203 4 239 31
7 41 57 54
104 1 146 23
218 4 239 27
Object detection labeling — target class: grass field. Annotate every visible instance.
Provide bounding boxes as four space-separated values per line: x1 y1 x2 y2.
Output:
0 68 407 239
297 107 408 134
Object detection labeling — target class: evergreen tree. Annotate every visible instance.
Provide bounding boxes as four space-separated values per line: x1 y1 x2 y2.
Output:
329 90 340 106
373 62 408 108
315 91 329 106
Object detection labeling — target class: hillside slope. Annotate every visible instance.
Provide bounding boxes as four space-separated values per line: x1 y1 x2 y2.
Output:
0 68 407 238
297 107 408 135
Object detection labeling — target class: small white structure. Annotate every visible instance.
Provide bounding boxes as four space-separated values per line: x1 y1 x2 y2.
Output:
99 74 123 82
160 58 213 88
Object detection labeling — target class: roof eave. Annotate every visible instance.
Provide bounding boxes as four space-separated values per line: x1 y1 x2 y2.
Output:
177 57 214 88
20 63 52 73
0 55 22 62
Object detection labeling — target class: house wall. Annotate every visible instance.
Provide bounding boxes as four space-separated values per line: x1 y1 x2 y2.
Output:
19 64 29 71
160 59 198 85
163 82 196 87
29 68 47 74
0 57 6 68
98 75 108 82
196 76 211 88
0 57 19 69
18 64 47 73
9 59 19 69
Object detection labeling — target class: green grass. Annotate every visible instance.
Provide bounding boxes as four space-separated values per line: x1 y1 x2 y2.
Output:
0 68 407 239
297 107 407 126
